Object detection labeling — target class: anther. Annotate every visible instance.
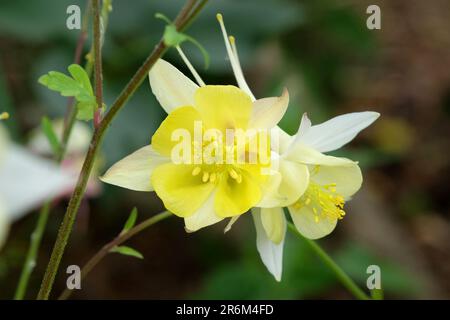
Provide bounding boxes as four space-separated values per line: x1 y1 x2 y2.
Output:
229 169 239 180
192 167 201 176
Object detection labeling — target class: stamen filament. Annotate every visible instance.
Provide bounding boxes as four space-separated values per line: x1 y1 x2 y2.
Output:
176 45 206 87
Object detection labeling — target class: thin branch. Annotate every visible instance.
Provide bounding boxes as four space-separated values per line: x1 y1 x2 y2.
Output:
14 202 51 299
37 0 208 300
58 211 172 300
93 0 103 128
287 222 371 300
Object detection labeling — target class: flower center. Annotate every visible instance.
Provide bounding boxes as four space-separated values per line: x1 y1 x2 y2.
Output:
191 165 243 184
293 181 346 223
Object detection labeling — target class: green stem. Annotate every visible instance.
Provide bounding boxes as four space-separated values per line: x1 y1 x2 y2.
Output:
14 201 51 300
37 0 207 300
58 211 172 300
13 0 93 299
287 222 371 300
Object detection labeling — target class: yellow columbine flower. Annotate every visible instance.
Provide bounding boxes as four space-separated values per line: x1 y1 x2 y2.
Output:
213 15 379 281
101 59 289 231
251 109 379 280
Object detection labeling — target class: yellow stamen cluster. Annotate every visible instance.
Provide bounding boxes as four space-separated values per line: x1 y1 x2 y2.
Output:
191 166 242 184
293 182 345 223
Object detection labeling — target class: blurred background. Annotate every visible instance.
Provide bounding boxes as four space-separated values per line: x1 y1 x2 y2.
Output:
0 0 449 299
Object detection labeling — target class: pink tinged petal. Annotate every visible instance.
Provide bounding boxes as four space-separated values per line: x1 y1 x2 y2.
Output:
252 208 285 282
100 145 168 192
297 111 380 153
0 145 75 220
148 59 199 114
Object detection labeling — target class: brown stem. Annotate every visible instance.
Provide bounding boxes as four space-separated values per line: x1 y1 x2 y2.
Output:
93 0 103 128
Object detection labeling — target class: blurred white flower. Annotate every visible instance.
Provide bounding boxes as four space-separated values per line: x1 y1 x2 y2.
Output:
0 122 75 249
28 119 101 198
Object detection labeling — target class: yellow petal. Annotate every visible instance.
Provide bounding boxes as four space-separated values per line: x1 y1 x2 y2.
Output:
260 207 286 244
214 170 261 217
184 193 223 232
288 205 337 240
151 106 202 158
151 163 215 217
249 88 289 129
100 145 167 192
149 59 199 114
311 162 362 199
194 85 252 131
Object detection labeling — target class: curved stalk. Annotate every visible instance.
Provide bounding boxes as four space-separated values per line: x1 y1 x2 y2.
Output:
287 222 370 300
58 211 172 300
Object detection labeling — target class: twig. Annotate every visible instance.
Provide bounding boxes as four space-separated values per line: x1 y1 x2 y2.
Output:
58 211 171 300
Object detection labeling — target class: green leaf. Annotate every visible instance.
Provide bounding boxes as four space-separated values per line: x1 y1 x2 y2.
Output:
41 116 60 157
122 207 138 233
110 246 143 259
39 64 96 121
68 64 93 96
76 101 95 121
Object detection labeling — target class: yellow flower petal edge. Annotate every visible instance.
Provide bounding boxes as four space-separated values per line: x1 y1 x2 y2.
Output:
151 162 215 217
214 169 262 217
288 205 337 240
151 106 202 158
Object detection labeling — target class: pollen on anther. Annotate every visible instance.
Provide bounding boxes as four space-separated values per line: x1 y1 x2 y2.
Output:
209 172 217 183
192 167 201 176
229 169 239 180
202 171 210 183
